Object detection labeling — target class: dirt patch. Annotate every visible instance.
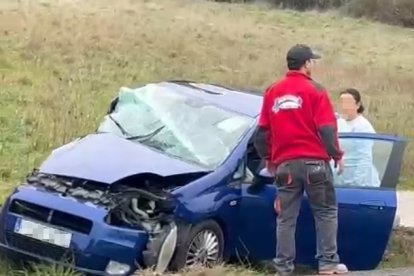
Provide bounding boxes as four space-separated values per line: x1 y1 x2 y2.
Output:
382 227 414 268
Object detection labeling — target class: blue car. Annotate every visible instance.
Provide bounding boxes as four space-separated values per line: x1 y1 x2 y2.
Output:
0 80 407 275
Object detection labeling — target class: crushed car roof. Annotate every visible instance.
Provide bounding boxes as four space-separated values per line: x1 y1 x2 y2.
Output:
161 80 264 118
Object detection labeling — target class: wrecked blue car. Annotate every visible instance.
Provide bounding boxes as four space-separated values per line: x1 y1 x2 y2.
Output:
0 81 407 275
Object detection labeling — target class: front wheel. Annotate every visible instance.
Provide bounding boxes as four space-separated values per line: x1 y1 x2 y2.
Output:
169 219 224 271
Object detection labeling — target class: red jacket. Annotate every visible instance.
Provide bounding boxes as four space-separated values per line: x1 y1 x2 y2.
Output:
256 71 343 167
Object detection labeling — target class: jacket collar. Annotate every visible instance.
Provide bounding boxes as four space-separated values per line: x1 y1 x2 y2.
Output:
285 70 312 80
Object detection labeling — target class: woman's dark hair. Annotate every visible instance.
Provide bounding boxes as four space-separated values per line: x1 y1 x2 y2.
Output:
339 88 365 114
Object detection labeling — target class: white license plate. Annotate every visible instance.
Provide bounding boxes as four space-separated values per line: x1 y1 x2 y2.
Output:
14 218 72 248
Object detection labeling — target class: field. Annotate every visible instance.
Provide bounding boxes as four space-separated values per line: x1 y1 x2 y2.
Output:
0 0 414 275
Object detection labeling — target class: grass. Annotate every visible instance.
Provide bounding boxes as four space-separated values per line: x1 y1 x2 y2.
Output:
0 0 414 274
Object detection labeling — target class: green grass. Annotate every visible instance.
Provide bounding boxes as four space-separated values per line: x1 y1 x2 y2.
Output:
0 0 414 274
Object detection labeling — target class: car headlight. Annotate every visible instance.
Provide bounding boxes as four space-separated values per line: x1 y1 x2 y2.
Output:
105 260 130 275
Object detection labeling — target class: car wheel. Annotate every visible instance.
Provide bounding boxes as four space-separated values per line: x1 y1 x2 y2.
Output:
169 219 224 271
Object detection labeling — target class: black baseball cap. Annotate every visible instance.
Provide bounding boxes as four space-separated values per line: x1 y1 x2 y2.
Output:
286 44 321 69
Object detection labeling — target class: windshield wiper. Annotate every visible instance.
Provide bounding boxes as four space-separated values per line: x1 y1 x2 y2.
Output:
108 114 129 136
108 114 165 141
127 125 165 141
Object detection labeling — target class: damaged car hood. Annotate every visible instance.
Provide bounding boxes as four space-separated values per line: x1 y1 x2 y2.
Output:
39 133 208 184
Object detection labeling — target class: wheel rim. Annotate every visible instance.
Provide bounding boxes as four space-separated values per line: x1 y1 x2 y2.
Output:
185 230 220 267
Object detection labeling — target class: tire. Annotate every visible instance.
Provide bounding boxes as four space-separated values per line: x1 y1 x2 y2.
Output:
168 219 224 271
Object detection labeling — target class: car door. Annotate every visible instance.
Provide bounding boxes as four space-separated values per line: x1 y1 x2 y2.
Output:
294 132 408 270
235 141 317 262
236 175 316 263
232 137 276 261
236 180 278 261
236 132 407 271
334 132 406 270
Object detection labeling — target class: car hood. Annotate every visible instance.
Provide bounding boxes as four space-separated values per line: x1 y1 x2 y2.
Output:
38 133 208 184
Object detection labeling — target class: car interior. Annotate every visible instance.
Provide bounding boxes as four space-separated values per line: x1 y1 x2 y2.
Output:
242 137 275 187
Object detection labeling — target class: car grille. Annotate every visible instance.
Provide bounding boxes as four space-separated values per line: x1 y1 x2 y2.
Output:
9 199 93 235
5 231 78 262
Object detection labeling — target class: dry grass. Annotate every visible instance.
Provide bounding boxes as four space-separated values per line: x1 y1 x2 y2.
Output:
133 265 263 276
382 227 414 268
0 0 414 274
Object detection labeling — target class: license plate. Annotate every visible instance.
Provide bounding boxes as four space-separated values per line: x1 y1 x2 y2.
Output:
14 218 72 248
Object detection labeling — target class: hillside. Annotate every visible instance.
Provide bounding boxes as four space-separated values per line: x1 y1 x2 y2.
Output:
1 0 414 194
0 0 414 275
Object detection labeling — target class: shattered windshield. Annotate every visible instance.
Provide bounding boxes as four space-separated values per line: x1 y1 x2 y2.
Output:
97 83 254 169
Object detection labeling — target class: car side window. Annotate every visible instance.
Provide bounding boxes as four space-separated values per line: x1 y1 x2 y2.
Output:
332 137 393 188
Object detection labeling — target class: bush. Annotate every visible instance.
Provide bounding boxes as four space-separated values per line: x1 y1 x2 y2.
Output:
212 0 349 9
344 0 414 27
213 0 414 28
270 0 348 10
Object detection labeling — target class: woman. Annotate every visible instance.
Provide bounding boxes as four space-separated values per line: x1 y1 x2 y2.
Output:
334 88 380 187
337 88 375 133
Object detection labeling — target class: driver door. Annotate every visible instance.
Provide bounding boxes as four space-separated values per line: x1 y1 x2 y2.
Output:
235 146 278 261
236 133 407 270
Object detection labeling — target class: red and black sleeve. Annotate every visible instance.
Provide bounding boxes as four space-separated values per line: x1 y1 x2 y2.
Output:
312 87 343 161
253 88 272 160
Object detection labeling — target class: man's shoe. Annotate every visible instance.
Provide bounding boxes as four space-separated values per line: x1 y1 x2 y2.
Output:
318 263 348 275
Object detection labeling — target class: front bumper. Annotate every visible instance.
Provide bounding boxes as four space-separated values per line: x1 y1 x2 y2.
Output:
0 188 150 276
0 241 114 276
0 221 179 276
0 187 180 276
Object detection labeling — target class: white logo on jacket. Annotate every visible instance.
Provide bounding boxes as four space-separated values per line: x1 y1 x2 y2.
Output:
272 95 303 113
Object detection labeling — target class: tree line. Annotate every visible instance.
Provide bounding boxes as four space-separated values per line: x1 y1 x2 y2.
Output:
213 0 414 28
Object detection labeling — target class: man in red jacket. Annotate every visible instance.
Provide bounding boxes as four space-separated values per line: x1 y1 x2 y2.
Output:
253 44 348 276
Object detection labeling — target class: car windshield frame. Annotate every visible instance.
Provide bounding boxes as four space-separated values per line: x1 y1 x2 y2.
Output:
97 83 255 169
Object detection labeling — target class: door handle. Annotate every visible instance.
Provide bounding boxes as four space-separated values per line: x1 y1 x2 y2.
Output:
359 200 386 210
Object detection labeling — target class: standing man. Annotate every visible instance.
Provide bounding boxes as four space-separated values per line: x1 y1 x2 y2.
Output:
253 44 348 276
